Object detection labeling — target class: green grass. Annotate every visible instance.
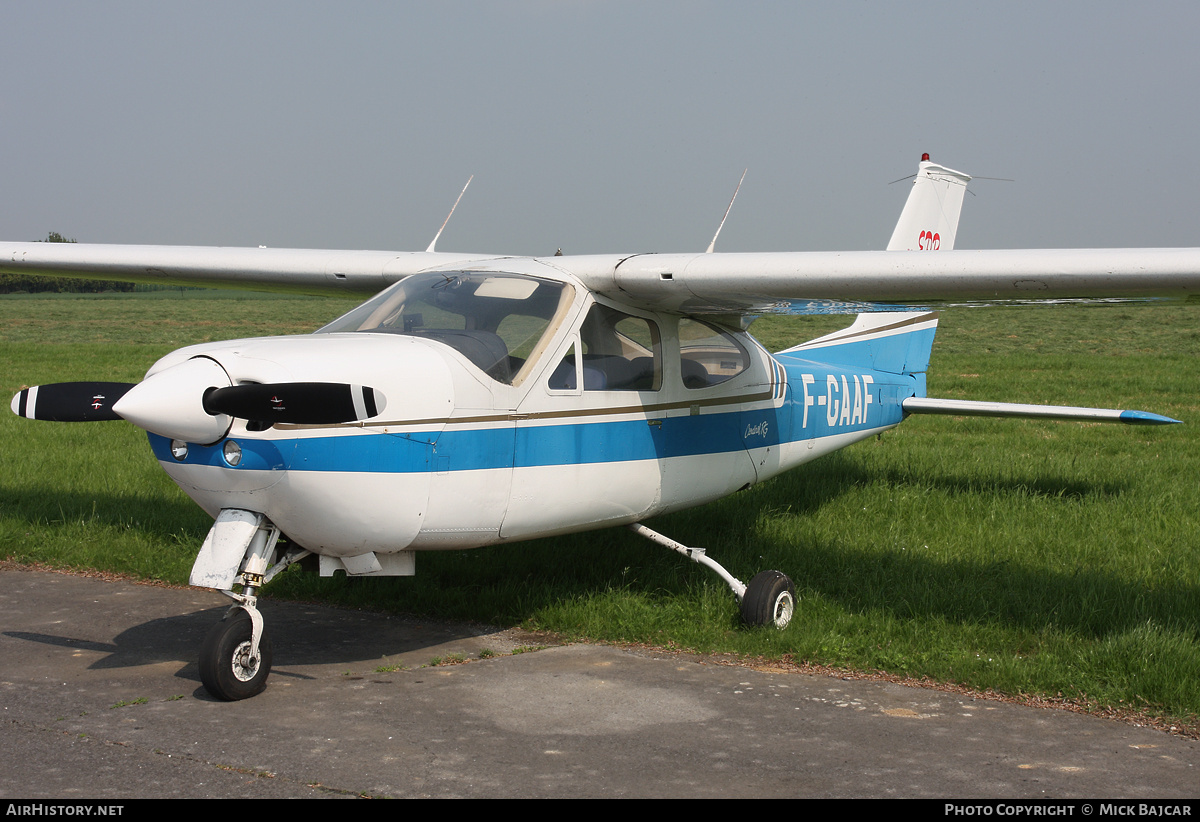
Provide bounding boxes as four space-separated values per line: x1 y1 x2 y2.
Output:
2 294 1197 728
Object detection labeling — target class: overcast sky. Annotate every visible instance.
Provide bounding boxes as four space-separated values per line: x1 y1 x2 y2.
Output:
3 1 1198 256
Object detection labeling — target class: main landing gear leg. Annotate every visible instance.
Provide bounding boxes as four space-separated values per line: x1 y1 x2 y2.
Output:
198 520 307 701
627 523 795 629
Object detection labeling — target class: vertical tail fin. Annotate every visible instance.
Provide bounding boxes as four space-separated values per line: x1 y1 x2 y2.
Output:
886 154 972 251
780 311 939 377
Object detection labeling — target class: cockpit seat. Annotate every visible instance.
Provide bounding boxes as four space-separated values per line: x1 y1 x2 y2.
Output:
414 330 511 382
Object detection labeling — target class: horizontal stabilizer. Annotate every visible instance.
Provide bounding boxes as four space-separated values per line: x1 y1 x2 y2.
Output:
903 397 1180 425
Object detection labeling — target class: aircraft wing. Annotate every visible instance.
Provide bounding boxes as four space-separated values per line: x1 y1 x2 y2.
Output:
584 248 1200 313
0 241 503 296
4 241 1200 311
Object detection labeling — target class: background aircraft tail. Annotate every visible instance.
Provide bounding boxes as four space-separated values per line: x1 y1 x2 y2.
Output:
886 154 972 251
778 155 966 369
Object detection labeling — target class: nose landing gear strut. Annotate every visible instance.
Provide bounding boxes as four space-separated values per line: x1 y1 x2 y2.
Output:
195 510 308 700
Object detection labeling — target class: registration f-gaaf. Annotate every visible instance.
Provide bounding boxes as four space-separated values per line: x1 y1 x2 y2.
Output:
6 155 1198 700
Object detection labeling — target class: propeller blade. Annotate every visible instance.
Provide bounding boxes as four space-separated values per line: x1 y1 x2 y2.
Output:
202 382 386 424
10 382 135 422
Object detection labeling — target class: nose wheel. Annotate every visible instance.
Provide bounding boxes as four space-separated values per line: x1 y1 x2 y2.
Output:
199 607 272 700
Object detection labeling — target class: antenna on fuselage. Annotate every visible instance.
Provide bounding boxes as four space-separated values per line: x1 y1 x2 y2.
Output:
705 169 747 253
426 175 474 253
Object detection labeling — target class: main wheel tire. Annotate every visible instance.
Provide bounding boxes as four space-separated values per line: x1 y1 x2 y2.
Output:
199 608 272 701
740 570 796 629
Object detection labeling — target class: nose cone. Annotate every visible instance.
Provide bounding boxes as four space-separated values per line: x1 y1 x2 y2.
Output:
113 357 234 444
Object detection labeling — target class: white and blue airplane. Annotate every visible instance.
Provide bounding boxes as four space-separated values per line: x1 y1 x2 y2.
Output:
6 155 1199 700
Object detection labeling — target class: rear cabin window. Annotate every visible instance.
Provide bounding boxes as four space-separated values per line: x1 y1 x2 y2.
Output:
678 318 749 388
547 304 661 391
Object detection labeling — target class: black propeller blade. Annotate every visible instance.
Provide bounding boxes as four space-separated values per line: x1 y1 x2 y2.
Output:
11 382 136 422
202 382 386 424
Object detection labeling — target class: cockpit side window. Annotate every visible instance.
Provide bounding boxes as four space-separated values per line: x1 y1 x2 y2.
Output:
679 318 749 389
549 304 661 391
317 272 574 386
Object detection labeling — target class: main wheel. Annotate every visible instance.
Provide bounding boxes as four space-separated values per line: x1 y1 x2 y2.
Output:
199 608 272 700
740 570 795 629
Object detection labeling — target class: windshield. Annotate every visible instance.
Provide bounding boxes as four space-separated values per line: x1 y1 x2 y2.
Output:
318 272 574 385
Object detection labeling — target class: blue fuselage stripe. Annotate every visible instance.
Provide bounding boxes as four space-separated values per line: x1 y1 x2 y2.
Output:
150 361 915 474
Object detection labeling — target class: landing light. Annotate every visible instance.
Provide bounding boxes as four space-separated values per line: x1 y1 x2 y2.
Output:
170 440 189 461
223 440 242 467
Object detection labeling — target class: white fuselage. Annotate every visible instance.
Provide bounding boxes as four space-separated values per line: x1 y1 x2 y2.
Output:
142 267 918 561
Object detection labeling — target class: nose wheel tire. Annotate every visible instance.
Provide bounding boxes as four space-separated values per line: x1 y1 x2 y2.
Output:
740 570 795 629
199 608 272 700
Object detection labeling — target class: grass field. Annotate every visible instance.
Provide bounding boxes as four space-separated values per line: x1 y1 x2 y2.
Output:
2 292 1198 730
